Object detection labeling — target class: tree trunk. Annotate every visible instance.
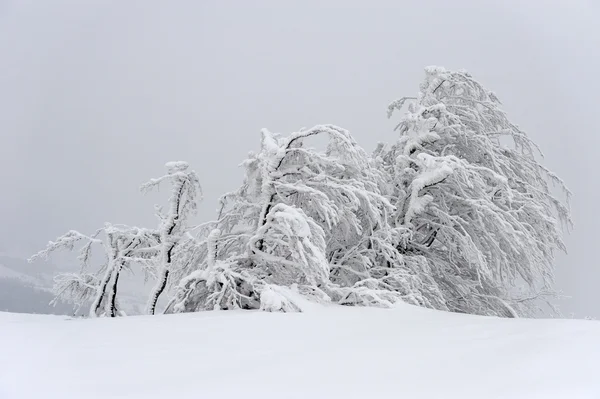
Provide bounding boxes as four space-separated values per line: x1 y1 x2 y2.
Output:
90 259 115 317
147 268 169 315
105 261 124 317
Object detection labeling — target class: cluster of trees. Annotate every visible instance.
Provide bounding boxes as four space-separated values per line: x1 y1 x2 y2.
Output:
31 67 571 318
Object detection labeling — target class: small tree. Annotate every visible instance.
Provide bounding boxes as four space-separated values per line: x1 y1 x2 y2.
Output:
30 160 202 317
143 161 202 315
29 225 159 317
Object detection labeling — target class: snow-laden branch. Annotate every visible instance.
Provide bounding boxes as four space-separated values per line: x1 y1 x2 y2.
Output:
143 161 203 315
378 66 571 317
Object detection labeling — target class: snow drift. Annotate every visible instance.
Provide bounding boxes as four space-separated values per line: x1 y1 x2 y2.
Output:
1 304 599 399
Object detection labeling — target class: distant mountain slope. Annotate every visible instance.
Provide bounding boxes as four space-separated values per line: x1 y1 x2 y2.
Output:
0 263 38 283
0 255 56 287
0 278 72 315
0 255 73 314
0 255 146 315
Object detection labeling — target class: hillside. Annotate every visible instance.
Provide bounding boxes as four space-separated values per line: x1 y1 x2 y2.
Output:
1 303 599 399
0 255 72 314
0 255 55 287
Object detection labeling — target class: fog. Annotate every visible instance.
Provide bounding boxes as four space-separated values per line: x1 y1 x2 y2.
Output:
1 0 598 317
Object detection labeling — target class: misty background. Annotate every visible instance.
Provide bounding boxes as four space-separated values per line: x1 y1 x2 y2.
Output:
0 0 598 317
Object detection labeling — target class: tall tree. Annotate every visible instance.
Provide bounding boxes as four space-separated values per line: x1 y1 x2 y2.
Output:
377 66 571 316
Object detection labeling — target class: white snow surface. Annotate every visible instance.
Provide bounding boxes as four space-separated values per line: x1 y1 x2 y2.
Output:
1 303 599 399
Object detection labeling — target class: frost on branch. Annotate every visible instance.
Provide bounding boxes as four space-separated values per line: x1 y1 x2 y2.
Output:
168 124 417 312
142 161 203 315
30 161 202 317
249 204 329 286
29 225 159 317
380 66 571 317
32 67 571 318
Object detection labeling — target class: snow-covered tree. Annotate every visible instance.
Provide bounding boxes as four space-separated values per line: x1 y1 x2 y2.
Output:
377 66 571 316
29 225 159 317
167 125 406 312
143 161 202 315
30 160 202 317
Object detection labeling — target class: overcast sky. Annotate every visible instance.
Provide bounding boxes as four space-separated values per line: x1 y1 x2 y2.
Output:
1 0 598 317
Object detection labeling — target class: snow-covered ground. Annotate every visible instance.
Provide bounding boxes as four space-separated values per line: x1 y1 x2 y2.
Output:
1 303 599 399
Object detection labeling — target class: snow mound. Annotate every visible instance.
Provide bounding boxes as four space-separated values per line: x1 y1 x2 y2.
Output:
1 305 599 399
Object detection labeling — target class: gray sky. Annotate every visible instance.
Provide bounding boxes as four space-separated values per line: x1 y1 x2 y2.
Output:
1 0 598 317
